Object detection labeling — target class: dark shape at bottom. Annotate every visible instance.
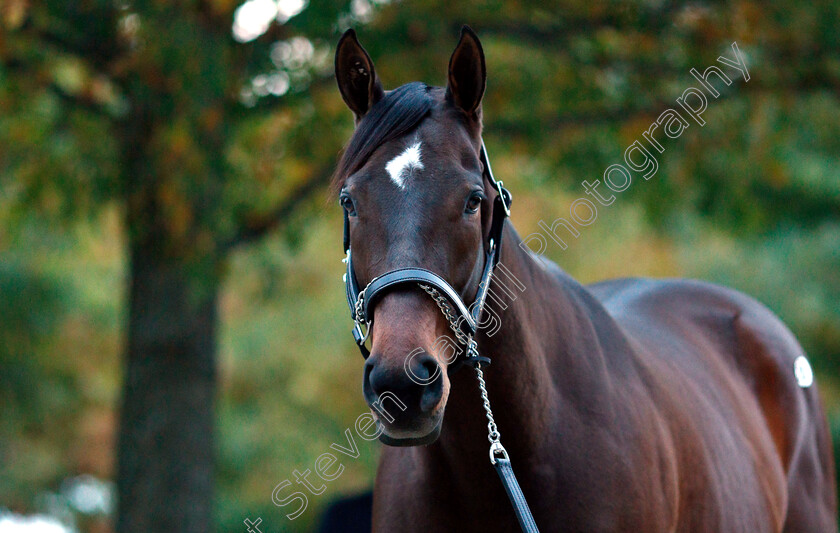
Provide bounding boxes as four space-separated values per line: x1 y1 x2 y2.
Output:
317 491 373 533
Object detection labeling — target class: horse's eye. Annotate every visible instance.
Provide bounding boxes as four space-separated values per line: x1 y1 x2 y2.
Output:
465 192 484 214
339 194 357 216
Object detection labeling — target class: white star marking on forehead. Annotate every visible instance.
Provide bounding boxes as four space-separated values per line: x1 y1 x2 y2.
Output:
385 142 423 189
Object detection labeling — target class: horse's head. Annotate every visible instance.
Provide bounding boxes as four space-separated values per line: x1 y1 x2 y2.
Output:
334 27 496 446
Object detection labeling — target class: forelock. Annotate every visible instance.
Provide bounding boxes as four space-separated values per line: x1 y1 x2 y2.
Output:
332 82 434 192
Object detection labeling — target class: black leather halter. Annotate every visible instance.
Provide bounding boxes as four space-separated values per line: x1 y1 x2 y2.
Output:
342 140 512 360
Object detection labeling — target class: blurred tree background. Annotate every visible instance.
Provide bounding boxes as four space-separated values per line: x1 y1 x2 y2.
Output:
0 0 838 531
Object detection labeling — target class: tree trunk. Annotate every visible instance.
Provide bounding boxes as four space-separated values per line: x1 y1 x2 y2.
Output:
116 235 218 533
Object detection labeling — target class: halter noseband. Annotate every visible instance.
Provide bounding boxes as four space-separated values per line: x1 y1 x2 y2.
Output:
342 140 512 361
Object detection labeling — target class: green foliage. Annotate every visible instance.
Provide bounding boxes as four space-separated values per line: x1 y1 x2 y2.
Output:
0 259 73 506
0 215 123 510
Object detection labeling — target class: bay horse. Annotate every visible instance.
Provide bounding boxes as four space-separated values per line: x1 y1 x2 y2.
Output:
332 26 837 532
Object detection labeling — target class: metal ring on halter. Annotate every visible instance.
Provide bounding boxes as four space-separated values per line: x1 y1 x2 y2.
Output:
352 320 371 345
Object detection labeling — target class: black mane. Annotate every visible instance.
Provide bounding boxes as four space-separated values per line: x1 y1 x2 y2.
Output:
332 82 433 191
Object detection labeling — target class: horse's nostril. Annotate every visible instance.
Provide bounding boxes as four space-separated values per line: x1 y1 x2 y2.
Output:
419 359 443 413
366 359 405 399
411 361 430 382
420 358 440 384
405 351 441 386
363 353 443 416
363 359 378 399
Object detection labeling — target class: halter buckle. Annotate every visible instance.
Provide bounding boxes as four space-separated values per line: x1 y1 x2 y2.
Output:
480 140 511 217
495 180 512 217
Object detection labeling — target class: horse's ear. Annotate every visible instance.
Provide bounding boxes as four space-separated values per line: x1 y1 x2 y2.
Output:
446 26 486 117
335 29 384 124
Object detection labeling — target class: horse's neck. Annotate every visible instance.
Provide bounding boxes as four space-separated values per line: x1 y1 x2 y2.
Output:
429 224 625 490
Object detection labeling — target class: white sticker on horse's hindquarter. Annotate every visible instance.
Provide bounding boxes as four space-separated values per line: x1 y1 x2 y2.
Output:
385 142 423 188
794 356 814 388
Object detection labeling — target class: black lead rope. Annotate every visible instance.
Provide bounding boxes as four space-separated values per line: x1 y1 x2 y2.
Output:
495 457 541 531
342 141 540 533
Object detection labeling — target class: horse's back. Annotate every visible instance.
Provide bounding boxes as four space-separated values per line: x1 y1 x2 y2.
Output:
587 277 837 532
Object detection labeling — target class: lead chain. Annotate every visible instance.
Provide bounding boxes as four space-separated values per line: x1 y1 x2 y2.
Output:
354 288 367 325
418 284 469 345
472 356 501 443
418 283 508 464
